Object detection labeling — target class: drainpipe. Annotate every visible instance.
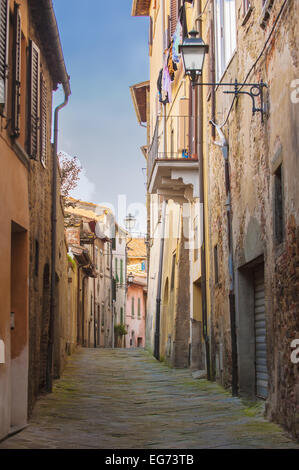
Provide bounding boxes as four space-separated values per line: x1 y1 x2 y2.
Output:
47 87 70 392
77 265 83 345
110 240 114 349
154 200 167 360
93 240 97 348
45 0 71 394
195 2 211 380
82 274 88 346
211 122 238 396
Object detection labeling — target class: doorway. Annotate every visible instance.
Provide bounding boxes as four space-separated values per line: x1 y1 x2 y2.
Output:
237 258 268 400
10 222 28 429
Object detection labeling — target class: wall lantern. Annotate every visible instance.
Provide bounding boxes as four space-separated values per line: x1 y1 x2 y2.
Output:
124 213 136 233
179 30 209 82
128 272 134 285
179 30 268 122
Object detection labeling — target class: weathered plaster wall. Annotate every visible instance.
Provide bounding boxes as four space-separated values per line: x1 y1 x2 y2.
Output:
202 0 299 438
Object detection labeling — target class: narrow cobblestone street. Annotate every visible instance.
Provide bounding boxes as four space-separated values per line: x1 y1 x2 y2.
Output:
0 348 298 449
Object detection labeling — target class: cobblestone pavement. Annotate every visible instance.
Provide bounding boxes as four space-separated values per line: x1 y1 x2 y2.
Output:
1 348 298 449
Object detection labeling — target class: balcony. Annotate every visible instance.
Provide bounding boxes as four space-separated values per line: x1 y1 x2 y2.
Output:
147 115 199 203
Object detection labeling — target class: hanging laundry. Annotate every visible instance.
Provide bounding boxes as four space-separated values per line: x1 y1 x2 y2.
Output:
167 41 176 81
157 68 169 104
162 64 172 103
162 53 172 103
172 20 183 64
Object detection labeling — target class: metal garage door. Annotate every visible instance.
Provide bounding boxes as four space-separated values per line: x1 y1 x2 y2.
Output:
254 266 268 399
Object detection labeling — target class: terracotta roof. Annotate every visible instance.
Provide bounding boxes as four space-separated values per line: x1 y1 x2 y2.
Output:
127 238 147 258
65 205 105 222
131 0 151 16
130 81 150 124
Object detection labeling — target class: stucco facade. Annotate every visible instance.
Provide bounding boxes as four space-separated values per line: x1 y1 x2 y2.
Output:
0 0 70 440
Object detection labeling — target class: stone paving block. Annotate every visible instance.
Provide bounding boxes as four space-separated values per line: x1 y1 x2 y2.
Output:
0 348 298 449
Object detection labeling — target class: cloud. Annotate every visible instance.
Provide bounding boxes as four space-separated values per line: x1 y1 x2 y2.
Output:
59 151 96 203
70 166 96 202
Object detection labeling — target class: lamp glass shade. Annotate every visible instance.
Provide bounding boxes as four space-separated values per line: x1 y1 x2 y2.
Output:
181 44 206 74
124 213 136 232
128 273 134 284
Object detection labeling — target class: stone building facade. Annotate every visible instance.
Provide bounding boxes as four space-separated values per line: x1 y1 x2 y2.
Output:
0 0 70 440
200 0 299 439
65 199 114 349
131 0 298 441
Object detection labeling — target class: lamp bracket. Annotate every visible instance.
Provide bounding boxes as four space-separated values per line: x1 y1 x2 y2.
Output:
192 79 268 122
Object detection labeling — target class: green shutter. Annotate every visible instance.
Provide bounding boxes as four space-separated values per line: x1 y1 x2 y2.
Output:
120 259 123 285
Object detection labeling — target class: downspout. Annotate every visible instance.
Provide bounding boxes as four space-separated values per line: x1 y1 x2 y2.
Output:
77 265 83 345
211 122 238 396
48 94 70 393
195 2 211 380
93 240 97 348
110 240 114 349
46 0 71 393
162 0 167 157
154 199 167 360
82 274 88 347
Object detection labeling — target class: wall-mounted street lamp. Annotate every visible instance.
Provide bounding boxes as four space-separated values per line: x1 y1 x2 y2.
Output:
128 272 134 285
179 30 268 122
124 213 136 233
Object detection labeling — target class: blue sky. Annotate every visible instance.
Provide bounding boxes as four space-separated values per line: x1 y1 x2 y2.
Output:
52 0 149 232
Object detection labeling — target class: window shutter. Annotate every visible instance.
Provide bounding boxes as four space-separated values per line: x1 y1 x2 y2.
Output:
40 73 47 167
170 0 178 37
120 259 123 285
12 3 21 137
29 40 40 159
0 0 10 114
149 16 153 46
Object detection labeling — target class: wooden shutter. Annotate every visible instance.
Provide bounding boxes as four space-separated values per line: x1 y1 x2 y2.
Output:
40 73 47 167
29 40 40 159
170 0 178 37
0 0 9 114
12 2 21 137
149 16 153 46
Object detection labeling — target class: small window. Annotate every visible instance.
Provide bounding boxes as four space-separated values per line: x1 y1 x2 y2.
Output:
138 298 141 318
214 0 236 81
131 297 135 318
171 253 176 290
35 240 39 277
214 244 219 285
194 217 199 261
274 164 284 244
0 0 9 115
115 258 118 282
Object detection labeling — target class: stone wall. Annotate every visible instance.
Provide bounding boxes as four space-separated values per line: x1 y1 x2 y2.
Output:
203 0 299 439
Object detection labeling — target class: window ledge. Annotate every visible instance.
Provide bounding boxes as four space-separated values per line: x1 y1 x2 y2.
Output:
215 49 237 90
259 0 275 29
12 141 30 170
